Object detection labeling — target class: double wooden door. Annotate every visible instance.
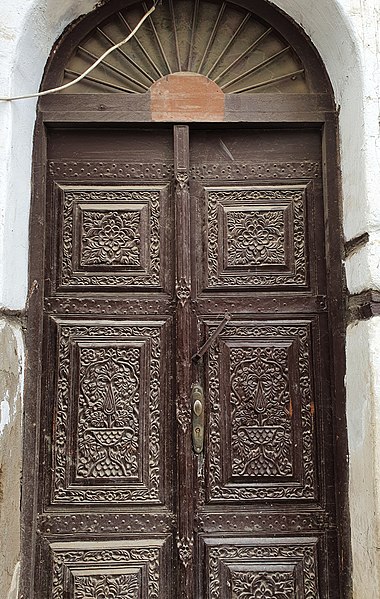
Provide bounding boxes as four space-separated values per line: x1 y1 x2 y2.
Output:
35 124 339 597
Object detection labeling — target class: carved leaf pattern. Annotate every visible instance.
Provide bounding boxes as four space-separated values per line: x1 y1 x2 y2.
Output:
81 210 141 266
208 322 315 501
230 345 292 477
231 571 295 599
208 543 319 599
77 345 140 479
227 210 285 266
53 322 162 503
60 189 161 287
75 573 139 599
53 547 160 599
207 189 307 287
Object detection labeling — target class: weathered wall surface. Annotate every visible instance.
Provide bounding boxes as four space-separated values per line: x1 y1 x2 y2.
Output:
0 320 23 598
0 1 379 597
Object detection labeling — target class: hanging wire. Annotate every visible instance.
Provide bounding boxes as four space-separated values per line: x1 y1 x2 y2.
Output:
0 0 159 102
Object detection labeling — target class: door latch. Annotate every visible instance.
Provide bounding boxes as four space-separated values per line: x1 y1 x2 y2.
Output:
191 383 205 454
192 312 231 363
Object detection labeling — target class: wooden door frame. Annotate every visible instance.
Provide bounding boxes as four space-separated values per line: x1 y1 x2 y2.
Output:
22 1 349 597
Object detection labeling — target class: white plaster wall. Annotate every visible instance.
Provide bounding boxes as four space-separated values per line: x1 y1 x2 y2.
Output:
0 1 379 598
346 317 380 598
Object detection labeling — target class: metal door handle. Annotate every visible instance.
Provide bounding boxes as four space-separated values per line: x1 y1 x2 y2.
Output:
191 384 205 454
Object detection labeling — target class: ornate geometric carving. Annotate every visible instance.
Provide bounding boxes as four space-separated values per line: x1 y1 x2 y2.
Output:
45 297 174 316
37 511 176 535
81 209 141 267
206 186 308 288
51 318 166 504
49 161 174 181
207 320 316 501
76 344 140 479
205 538 320 599
50 540 164 599
57 186 164 289
190 161 320 181
198 511 333 534
75 573 139 599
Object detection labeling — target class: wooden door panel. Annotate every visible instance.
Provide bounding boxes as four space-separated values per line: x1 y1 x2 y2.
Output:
31 125 341 597
43 317 172 507
201 536 320 598
204 318 317 503
42 537 172 599
51 183 171 293
200 184 311 291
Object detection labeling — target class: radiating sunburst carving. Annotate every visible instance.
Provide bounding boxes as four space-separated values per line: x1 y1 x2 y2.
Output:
62 0 308 94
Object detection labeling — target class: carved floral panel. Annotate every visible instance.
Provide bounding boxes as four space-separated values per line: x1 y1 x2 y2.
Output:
230 344 293 479
56 185 166 289
76 344 141 480
205 186 308 289
231 570 295 599
206 320 316 502
204 538 320 599
50 318 167 504
50 539 166 599
75 573 140 599
80 209 141 267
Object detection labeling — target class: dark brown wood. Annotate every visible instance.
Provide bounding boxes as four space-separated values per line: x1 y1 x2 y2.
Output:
345 232 369 258
23 1 349 598
321 114 351 598
25 123 348 599
348 290 380 321
173 125 196 597
39 92 334 124
189 126 342 598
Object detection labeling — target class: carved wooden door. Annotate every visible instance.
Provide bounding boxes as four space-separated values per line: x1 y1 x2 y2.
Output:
36 124 339 598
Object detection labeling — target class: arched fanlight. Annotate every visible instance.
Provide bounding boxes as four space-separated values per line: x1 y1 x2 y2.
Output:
61 0 308 94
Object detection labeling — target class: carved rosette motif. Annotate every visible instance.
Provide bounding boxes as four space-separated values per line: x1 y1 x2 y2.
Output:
75 573 139 599
207 322 315 501
81 209 141 266
59 188 162 288
52 546 160 599
230 345 292 478
207 542 319 599
206 188 307 288
53 321 162 503
227 209 286 266
77 345 140 479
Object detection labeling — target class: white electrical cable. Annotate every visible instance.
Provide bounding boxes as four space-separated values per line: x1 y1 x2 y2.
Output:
0 1 157 102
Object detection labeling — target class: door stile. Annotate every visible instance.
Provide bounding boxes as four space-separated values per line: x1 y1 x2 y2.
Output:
173 125 195 597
